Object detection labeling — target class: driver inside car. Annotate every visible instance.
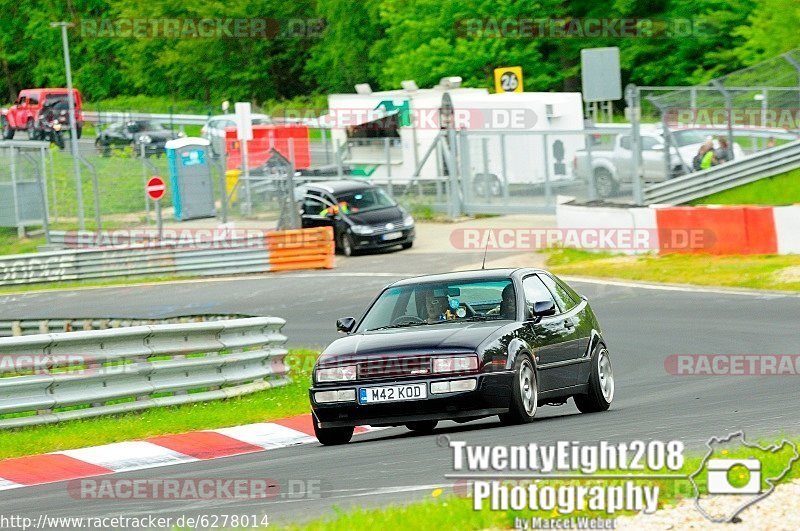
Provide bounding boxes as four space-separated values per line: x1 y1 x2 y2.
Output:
424 292 455 323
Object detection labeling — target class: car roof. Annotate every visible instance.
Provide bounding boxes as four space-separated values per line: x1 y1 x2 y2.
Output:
302 180 376 194
388 268 544 287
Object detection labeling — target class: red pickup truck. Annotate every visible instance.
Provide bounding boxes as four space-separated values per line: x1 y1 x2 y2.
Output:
1 88 84 140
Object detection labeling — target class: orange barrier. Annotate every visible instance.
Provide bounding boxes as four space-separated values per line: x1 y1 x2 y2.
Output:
266 227 335 270
655 206 777 255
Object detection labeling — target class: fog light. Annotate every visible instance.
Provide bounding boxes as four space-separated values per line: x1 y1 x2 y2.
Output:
431 378 477 394
314 389 356 403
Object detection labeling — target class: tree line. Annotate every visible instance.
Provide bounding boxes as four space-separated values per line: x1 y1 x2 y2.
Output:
1 0 798 106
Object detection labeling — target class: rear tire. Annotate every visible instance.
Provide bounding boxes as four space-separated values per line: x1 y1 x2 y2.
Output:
574 345 614 413
594 168 619 198
499 354 537 425
26 119 36 140
405 420 438 434
1 118 14 139
313 414 354 446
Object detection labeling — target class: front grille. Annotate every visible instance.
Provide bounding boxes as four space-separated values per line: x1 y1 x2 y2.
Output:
357 356 432 380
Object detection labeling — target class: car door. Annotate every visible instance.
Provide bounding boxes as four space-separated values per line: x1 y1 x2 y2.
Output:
521 275 575 391
640 135 666 181
300 189 336 230
540 273 593 386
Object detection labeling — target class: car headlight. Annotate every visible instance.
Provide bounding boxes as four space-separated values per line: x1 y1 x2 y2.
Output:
432 356 478 373
351 225 374 236
403 214 415 227
52 123 62 131
316 365 357 382
139 135 152 144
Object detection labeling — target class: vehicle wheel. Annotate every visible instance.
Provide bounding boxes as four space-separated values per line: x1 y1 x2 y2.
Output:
499 354 537 425
25 119 36 140
75 125 82 139
53 132 65 150
401 241 413 250
594 168 618 198
670 165 689 179
574 345 614 413
341 232 356 257
1 118 14 139
405 420 438 434
313 415 354 446
473 174 501 197
95 138 110 157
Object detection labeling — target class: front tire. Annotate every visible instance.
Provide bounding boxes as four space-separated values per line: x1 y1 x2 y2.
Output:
405 420 438 434
341 232 356 257
26 119 36 140
574 345 614 413
401 241 413 250
313 414 354 446
499 354 538 425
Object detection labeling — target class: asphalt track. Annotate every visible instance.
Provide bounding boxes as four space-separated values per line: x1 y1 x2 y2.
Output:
1 251 799 526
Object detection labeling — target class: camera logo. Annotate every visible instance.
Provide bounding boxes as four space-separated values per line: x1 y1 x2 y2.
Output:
706 458 761 495
689 432 798 523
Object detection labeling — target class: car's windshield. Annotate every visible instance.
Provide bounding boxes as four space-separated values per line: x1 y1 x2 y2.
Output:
357 278 516 332
335 187 397 214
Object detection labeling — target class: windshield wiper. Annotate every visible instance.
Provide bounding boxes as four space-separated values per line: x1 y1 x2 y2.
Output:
461 315 503 322
367 321 430 331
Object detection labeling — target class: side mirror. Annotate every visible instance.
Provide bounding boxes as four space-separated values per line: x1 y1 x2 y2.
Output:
527 299 556 320
336 317 356 333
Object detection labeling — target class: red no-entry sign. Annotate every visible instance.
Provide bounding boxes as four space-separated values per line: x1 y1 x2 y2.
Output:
146 176 166 201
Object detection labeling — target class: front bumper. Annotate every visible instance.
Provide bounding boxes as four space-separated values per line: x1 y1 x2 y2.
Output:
350 227 415 250
310 371 513 428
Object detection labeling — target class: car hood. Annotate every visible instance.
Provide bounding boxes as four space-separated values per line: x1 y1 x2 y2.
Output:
345 206 404 227
319 321 506 365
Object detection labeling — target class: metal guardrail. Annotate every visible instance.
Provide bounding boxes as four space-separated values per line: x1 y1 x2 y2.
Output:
0 314 255 338
644 139 800 204
0 317 288 429
0 227 334 286
83 111 209 127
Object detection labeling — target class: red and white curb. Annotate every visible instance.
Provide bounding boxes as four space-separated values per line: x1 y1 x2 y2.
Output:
0 414 383 491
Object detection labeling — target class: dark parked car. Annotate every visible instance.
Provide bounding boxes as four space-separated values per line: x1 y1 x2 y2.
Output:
296 180 415 256
310 268 615 445
95 120 181 157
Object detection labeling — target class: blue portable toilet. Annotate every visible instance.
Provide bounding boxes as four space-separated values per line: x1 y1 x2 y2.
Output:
165 137 215 220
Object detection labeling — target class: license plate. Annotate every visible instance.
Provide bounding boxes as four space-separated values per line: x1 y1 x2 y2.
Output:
382 231 403 241
359 384 426 404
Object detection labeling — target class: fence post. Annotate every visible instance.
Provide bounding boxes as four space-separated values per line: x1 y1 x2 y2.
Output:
500 133 509 202
586 131 596 201
626 84 644 205
542 134 552 206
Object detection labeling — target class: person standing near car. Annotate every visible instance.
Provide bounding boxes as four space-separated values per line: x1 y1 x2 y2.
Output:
715 137 732 164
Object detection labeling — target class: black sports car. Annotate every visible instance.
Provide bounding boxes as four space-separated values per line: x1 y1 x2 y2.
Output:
310 268 615 445
296 180 415 256
95 120 181 157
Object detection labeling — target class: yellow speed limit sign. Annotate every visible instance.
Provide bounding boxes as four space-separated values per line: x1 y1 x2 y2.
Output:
494 66 524 93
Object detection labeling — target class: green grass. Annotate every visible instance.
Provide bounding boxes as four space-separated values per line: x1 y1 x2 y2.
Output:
0 350 318 460
545 248 800 291
289 434 800 530
690 168 800 206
